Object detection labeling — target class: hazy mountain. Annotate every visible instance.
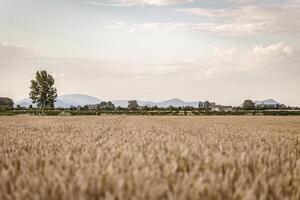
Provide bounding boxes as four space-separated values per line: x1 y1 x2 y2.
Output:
156 98 199 108
15 94 101 108
15 98 71 108
55 99 73 108
254 99 280 106
113 98 199 108
15 98 32 108
15 94 200 108
58 94 101 107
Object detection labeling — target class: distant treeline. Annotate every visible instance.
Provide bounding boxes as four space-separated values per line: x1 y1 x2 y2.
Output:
1 97 300 116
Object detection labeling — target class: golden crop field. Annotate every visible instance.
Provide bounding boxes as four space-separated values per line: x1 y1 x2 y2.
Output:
0 116 300 200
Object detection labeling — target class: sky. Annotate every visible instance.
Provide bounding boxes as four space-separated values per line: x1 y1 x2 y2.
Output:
0 0 299 106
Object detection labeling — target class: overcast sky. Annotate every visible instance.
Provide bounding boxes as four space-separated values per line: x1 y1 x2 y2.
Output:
0 0 299 106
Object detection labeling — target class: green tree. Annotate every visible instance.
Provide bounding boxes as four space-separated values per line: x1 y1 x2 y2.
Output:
0 97 14 109
242 99 256 110
29 70 57 109
98 101 108 110
107 101 115 110
128 100 139 110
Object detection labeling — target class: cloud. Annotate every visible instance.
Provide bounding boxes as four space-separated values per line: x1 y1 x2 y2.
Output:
106 22 255 35
142 22 264 35
107 21 264 36
228 43 297 72
176 8 230 17
101 1 300 35
249 42 294 62
84 1 103 6
154 42 299 79
0 42 32 60
175 2 300 35
78 42 295 81
106 22 138 32
86 0 194 6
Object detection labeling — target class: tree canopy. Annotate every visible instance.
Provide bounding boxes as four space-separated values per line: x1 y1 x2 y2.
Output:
242 100 256 110
128 100 139 110
0 97 14 109
29 70 57 109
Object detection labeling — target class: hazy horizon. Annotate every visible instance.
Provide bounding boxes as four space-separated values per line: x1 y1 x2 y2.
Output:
12 93 290 108
1 0 300 106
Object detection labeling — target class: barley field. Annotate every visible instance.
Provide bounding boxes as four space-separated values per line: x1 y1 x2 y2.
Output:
0 116 300 200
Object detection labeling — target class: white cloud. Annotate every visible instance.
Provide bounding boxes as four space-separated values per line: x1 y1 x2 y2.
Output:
120 0 193 6
176 8 230 17
214 47 238 60
106 22 138 32
143 22 264 35
226 43 297 72
0 42 32 59
86 0 193 6
249 42 294 61
160 42 299 79
2 42 296 79
108 22 264 36
102 1 300 35
237 42 294 67
84 1 103 6
175 2 300 35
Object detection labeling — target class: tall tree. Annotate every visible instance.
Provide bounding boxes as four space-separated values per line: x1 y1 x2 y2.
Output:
29 70 57 109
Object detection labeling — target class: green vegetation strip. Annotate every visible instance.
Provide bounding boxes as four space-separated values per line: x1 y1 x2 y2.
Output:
1 109 300 116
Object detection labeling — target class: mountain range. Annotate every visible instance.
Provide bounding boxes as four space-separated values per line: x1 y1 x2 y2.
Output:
15 94 200 108
14 94 281 108
254 99 281 106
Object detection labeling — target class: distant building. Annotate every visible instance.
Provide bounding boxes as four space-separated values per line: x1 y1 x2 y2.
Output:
211 105 233 112
202 101 210 110
211 105 222 111
201 100 233 112
221 106 233 112
202 101 216 110
198 102 203 108
0 97 14 109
